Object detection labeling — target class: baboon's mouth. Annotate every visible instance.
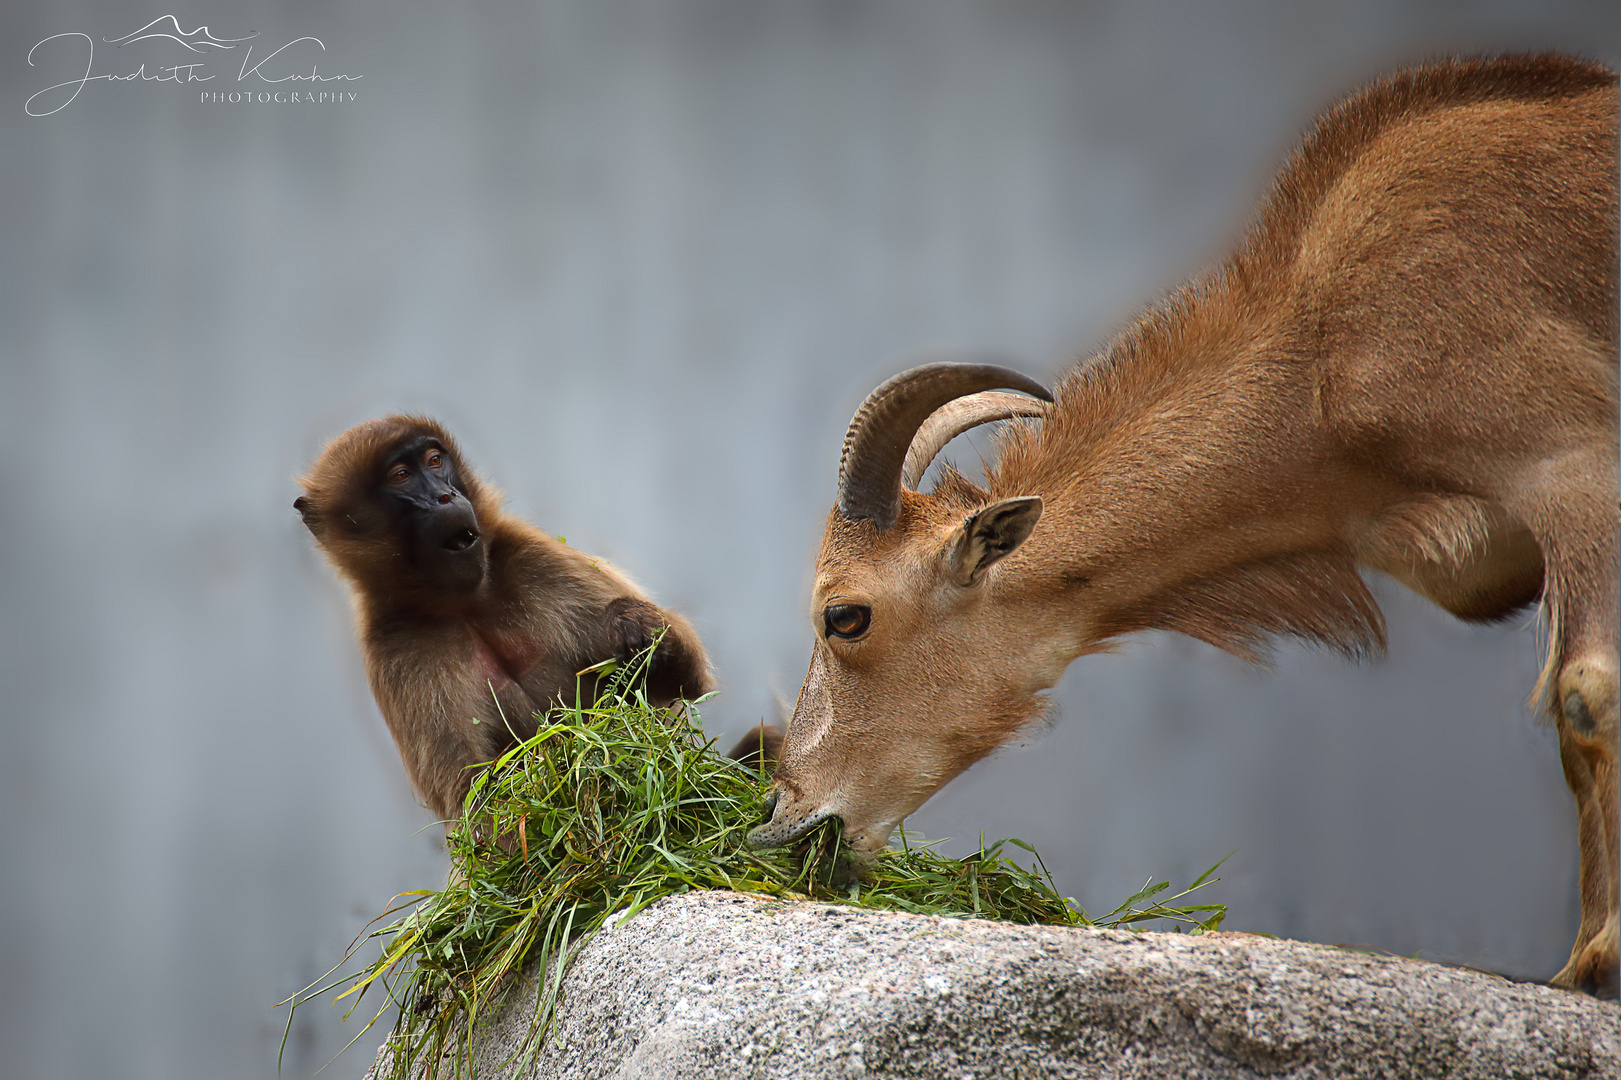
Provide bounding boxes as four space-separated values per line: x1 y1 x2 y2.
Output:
443 528 480 552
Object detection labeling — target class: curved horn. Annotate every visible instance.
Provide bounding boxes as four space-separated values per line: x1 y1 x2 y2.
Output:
837 362 1053 529
901 392 1048 490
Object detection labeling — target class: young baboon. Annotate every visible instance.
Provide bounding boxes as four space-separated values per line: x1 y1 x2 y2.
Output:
296 415 714 824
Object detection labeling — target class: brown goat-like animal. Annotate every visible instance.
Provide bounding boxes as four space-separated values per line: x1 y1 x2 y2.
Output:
750 55 1619 995
296 415 713 824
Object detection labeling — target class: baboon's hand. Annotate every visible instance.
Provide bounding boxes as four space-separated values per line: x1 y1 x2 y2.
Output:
605 596 667 662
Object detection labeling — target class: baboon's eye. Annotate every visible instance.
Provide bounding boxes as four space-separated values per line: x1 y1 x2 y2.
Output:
823 604 872 640
386 464 411 486
424 449 444 469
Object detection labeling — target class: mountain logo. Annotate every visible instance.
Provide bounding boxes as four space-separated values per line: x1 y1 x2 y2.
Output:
104 16 257 53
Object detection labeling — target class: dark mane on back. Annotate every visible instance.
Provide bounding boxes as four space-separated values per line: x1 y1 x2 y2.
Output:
1239 53 1616 285
993 53 1617 503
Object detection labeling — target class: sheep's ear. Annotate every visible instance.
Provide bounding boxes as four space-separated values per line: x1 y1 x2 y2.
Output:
946 496 1042 586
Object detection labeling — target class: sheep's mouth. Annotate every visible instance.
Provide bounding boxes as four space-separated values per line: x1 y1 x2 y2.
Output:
746 797 842 849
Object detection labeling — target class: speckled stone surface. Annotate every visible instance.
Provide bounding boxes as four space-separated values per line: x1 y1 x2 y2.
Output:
369 890 1619 1079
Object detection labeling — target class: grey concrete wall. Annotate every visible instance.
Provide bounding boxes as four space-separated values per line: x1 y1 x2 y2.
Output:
1 3 1615 1077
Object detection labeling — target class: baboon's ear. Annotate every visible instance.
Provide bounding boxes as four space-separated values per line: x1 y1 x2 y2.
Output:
947 496 1042 586
293 495 323 537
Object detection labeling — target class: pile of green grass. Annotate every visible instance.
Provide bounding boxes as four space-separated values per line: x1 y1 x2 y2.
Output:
286 651 1226 1078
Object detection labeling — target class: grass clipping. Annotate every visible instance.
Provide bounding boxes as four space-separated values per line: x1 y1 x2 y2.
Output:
289 653 1226 1077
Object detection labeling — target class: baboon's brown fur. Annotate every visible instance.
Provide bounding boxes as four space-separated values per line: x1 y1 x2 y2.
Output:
297 415 712 823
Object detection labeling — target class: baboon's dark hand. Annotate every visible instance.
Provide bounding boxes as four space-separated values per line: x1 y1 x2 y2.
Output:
605 596 666 661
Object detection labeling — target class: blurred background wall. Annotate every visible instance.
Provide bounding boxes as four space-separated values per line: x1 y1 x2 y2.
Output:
2 2 1616 1076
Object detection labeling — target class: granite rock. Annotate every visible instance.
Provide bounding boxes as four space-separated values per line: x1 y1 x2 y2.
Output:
368 890 1619 1079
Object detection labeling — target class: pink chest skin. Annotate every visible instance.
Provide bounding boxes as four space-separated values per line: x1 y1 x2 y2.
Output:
469 626 544 688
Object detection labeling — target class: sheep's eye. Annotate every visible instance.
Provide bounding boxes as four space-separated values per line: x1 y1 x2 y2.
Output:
823 604 872 640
